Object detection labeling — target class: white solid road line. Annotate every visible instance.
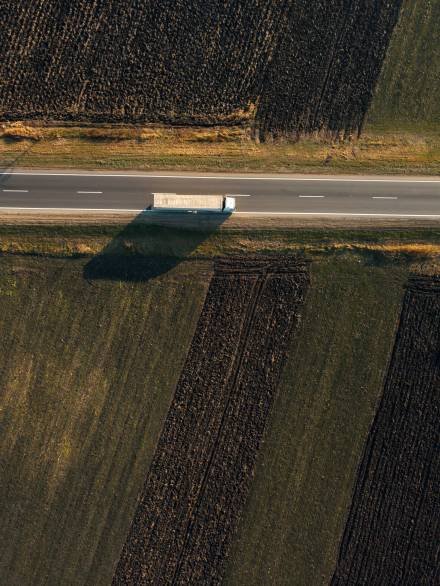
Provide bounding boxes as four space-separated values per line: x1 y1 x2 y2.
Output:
235 212 440 217
1 207 440 219
2 189 29 193
0 207 144 212
1 172 440 183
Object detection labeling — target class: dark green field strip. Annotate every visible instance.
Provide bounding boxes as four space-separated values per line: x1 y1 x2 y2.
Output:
225 259 408 586
369 0 440 128
332 276 440 585
113 257 309 584
0 256 207 586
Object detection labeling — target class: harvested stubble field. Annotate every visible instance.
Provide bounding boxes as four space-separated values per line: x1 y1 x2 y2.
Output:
113 257 309 584
0 1 402 139
1 224 439 585
332 276 440 585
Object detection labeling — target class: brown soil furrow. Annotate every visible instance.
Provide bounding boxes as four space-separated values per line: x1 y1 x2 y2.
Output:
177 274 305 584
112 256 309 585
170 268 269 584
332 276 440 586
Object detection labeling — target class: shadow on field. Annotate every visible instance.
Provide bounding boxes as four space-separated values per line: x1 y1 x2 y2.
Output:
0 141 37 179
83 211 228 282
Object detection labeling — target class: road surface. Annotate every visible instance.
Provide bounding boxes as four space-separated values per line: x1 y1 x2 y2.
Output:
0 170 439 217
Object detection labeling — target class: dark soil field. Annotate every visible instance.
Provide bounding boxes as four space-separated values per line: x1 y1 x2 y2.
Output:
257 0 402 139
0 1 401 138
331 276 440 585
113 257 309 584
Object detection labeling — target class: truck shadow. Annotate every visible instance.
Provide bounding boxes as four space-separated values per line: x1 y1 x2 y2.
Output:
0 141 38 181
83 211 229 282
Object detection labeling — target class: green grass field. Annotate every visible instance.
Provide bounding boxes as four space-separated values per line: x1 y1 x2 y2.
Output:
225 258 408 585
0 225 438 585
0 254 208 585
368 0 440 131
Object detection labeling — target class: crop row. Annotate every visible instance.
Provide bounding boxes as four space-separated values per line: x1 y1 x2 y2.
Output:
331 276 440 585
0 1 402 137
112 257 309 584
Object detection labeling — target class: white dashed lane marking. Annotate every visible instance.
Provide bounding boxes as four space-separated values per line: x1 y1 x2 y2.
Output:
2 189 29 193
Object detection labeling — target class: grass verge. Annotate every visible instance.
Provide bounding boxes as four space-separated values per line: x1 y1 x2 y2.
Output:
1 123 438 175
0 223 439 260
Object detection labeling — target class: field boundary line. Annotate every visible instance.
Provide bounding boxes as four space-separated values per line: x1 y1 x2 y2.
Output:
2 208 440 219
235 212 440 218
1 172 440 183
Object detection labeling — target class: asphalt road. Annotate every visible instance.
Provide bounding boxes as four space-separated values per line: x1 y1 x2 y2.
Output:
0 170 440 217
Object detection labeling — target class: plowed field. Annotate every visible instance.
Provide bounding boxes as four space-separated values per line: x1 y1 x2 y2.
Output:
113 257 309 584
257 0 402 138
332 276 440 585
0 1 401 138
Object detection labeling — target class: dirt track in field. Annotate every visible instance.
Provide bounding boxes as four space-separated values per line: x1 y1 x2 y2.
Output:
112 256 309 585
332 276 440 586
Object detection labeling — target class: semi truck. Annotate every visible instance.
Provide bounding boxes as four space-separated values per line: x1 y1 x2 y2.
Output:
151 193 236 214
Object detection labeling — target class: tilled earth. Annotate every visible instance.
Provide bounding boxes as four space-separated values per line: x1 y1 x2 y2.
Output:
112 256 309 584
332 276 440 586
1 1 401 137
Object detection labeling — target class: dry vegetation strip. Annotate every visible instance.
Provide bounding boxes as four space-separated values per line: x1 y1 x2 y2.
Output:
332 276 440 585
2 123 438 176
113 257 309 584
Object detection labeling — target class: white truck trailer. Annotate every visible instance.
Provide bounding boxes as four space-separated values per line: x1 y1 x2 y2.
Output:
151 193 235 214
